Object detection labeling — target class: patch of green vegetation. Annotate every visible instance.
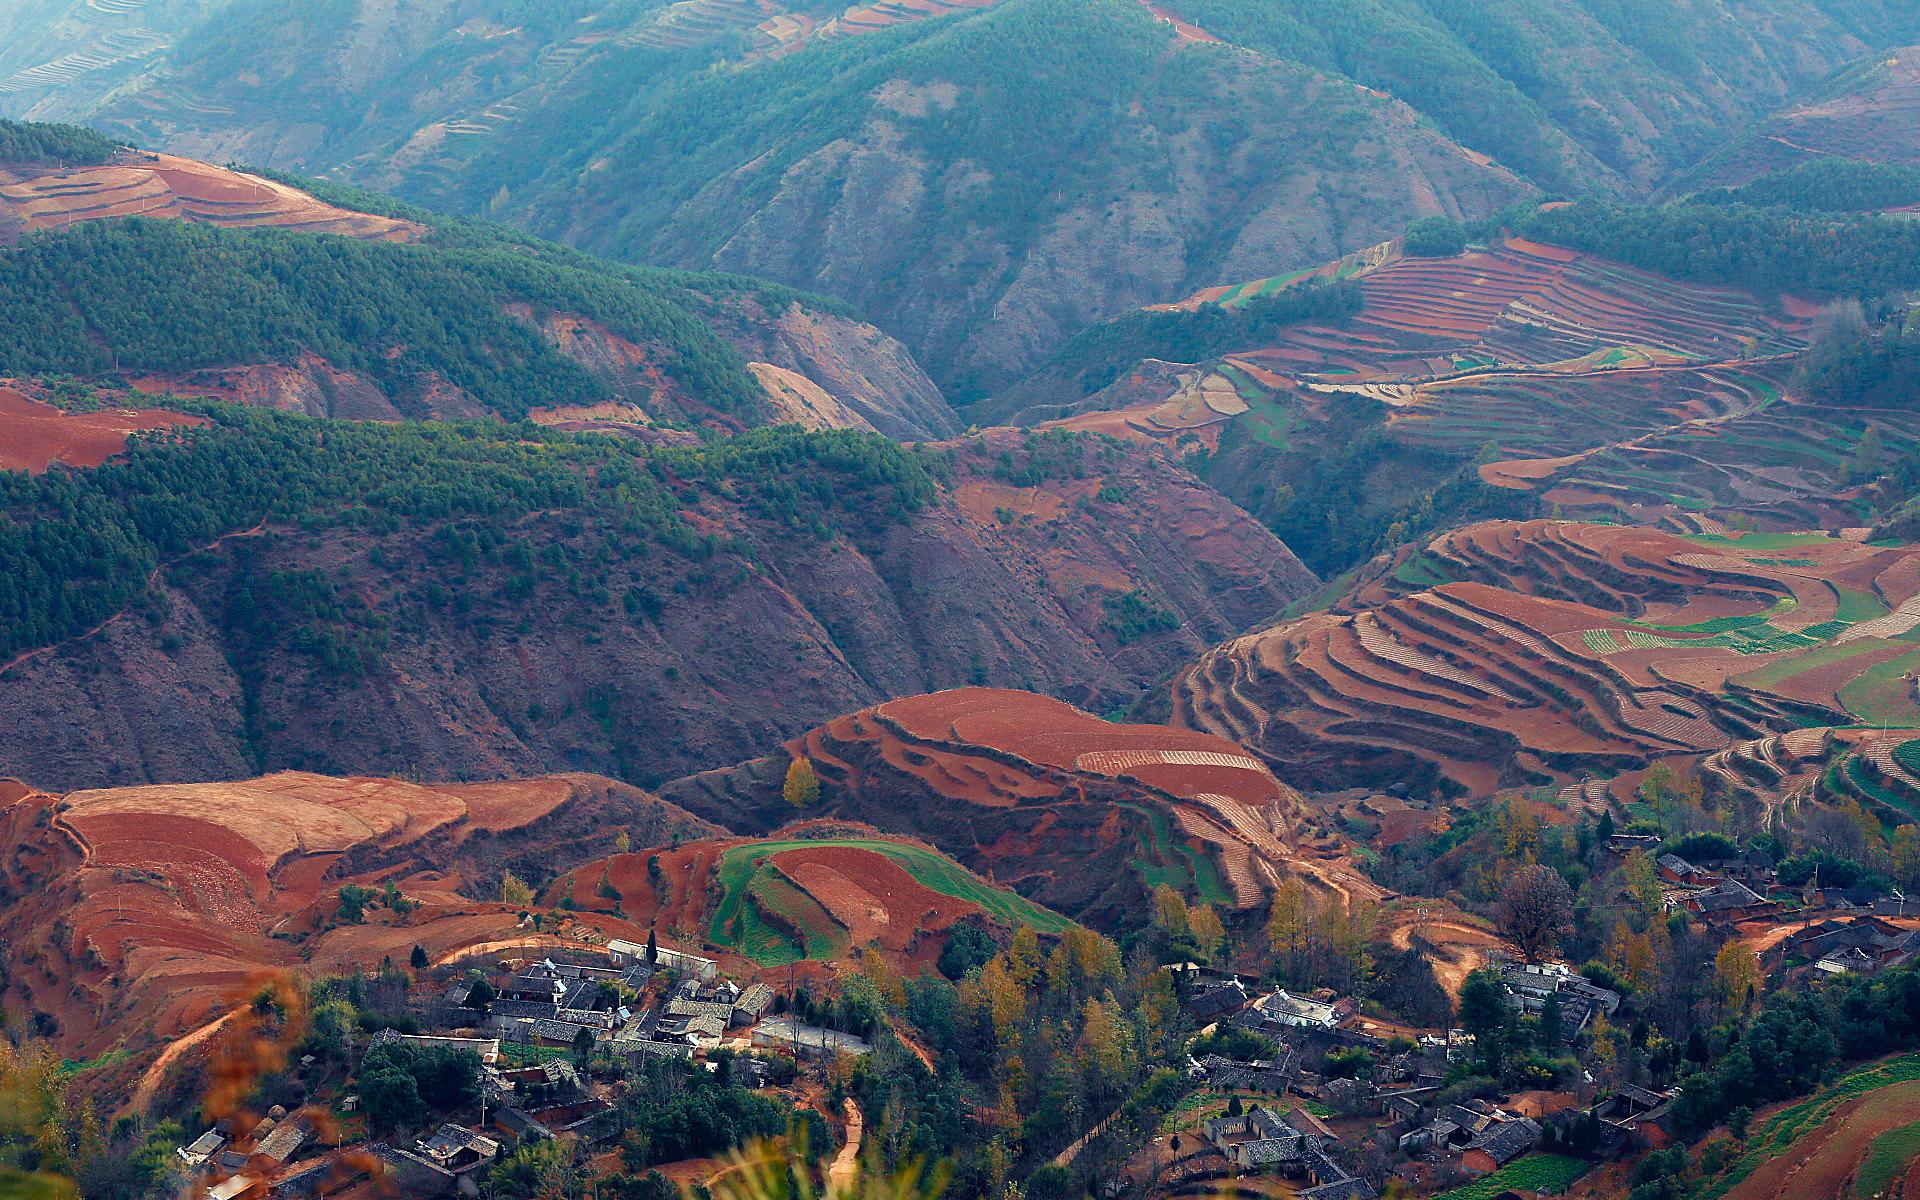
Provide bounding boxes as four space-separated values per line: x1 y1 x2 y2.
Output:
1896 740 1920 779
1835 585 1893 625
0 402 940 666
1633 596 1795 635
1432 1153 1587 1199
1842 648 1920 726
0 218 770 421
1701 1054 1920 1199
708 838 1071 965
1733 637 1895 693
1693 159 1920 215
1683 531 1838 552
1393 552 1454 590
1127 803 1232 906
748 872 844 962
1518 203 1920 304
1103 588 1180 645
0 118 119 165
1856 1117 1920 1198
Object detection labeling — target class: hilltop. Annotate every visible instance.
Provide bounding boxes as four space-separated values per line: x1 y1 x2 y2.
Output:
0 131 959 437
28 0 1920 395
0 770 716 1058
663 686 1383 926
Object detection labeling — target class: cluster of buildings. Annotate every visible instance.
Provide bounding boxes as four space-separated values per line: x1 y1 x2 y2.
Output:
176 936 867 1199
1172 953 1683 1195
1201 1106 1374 1200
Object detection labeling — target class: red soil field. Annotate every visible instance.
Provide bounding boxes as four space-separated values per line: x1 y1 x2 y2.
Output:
0 383 203 473
0 771 653 1069
1725 1079 1920 1200
772 845 974 952
0 153 423 242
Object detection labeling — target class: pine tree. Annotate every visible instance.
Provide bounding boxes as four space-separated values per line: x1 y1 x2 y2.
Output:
410 944 428 970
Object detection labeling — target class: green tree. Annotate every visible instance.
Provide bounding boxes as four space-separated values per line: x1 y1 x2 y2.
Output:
1457 968 1512 1073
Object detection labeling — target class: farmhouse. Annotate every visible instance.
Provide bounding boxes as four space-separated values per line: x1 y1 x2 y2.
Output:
1201 1106 1374 1197
176 1124 228 1168
368 1029 502 1065
1461 1116 1541 1173
1236 988 1340 1031
607 938 718 980
733 982 776 1026
1191 1050 1297 1092
1656 854 1716 886
1678 878 1777 925
414 1124 501 1175
752 1018 871 1057
501 972 568 1003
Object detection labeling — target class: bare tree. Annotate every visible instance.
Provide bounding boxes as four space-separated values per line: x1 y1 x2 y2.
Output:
1497 864 1575 963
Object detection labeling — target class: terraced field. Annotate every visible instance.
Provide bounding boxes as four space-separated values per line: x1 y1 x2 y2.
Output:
552 832 1070 968
0 152 423 242
1079 233 1885 529
1175 521 1920 795
0 771 691 1060
1696 1054 1920 1200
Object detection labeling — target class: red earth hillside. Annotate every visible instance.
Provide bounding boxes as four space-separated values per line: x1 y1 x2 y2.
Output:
0 771 716 1067
663 687 1385 929
0 381 203 474
1176 520 1920 797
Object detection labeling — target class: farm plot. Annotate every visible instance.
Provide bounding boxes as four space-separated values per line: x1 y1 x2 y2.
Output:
1706 1055 1920 1200
706 836 1072 966
0 383 202 473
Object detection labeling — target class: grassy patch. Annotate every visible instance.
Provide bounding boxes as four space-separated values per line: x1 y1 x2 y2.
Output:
1856 1117 1920 1198
1432 1153 1587 1198
1836 585 1894 625
1734 637 1896 693
1129 804 1233 906
1701 1054 1920 1198
1842 648 1920 726
1684 531 1837 552
709 838 1072 965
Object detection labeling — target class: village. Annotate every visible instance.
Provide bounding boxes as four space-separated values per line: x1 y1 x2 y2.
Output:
160 811 1920 1200
171 933 872 1200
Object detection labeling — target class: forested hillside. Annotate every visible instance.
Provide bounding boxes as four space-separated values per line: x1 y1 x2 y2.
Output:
0 400 1315 789
38 0 1920 394
0 162 961 436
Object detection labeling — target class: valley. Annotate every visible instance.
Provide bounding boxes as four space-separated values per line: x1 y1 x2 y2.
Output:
8 7 1920 1200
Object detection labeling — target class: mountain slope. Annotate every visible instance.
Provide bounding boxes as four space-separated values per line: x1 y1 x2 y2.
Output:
43 0 1920 395
0 402 1316 792
0 142 961 437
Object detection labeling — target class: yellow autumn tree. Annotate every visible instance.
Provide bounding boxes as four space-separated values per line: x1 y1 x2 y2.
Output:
783 756 821 808
500 871 534 907
1151 884 1192 942
1007 925 1041 987
1715 940 1761 1011
1267 878 1310 975
1622 850 1663 926
1077 997 1133 1093
1189 904 1226 961
859 946 908 1008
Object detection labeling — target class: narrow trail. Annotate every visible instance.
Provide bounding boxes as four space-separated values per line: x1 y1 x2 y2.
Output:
128 1005 241 1116
828 1099 863 1194
1051 1108 1121 1169
0 520 267 679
